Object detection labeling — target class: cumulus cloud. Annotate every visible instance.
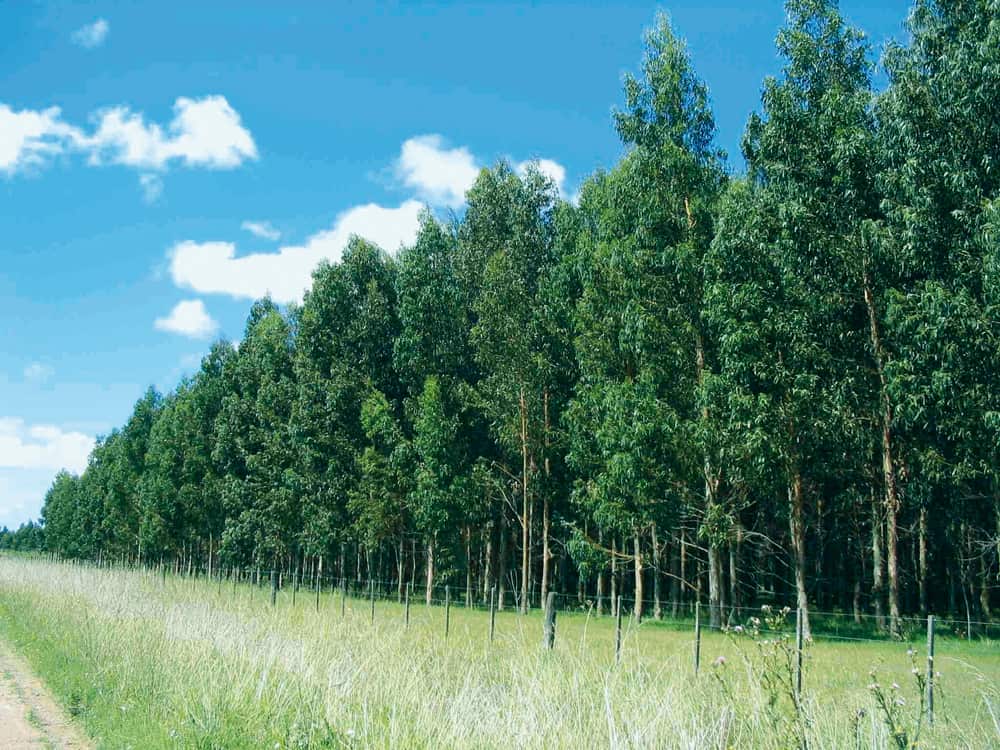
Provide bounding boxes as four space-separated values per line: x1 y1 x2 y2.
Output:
72 19 109 49
84 96 257 170
0 418 93 473
396 135 480 208
154 299 219 339
0 96 256 184
170 201 423 304
241 220 281 241
23 363 54 382
0 104 81 174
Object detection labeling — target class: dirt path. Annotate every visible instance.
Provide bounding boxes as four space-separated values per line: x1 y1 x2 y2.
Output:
0 641 91 749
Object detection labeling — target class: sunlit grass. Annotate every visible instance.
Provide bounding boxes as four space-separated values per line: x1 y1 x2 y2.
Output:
0 556 996 748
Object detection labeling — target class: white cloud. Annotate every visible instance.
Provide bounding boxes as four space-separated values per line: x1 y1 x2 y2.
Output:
396 135 480 208
154 299 219 339
0 104 81 174
0 418 93 474
85 96 257 170
0 96 256 184
170 201 423 304
517 158 568 198
23 363 54 382
165 136 571 304
72 19 109 49
241 220 281 241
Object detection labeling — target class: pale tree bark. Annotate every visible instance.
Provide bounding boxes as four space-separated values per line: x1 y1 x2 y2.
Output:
633 529 644 620
864 270 902 636
519 385 530 614
790 470 812 641
610 537 618 617
541 389 552 605
919 506 928 615
651 523 662 620
425 537 434 606
871 487 886 629
597 527 606 615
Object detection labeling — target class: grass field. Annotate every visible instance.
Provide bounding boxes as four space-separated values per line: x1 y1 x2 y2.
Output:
0 556 996 748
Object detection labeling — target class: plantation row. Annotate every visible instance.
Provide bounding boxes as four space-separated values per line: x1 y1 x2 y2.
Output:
32 1 1000 641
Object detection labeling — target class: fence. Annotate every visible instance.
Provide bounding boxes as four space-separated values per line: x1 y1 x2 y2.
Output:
32 552 999 726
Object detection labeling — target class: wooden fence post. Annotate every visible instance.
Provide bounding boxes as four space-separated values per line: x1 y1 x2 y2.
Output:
926 614 935 725
694 600 701 675
615 594 624 663
270 570 277 607
489 585 497 642
795 607 804 700
543 592 557 650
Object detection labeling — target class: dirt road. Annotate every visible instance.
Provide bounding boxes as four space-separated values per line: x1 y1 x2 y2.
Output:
0 641 91 749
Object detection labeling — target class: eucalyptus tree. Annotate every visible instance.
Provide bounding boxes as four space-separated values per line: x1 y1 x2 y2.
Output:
292 237 401 573
878 0 1000 617
215 299 298 568
571 13 726 621
459 163 561 611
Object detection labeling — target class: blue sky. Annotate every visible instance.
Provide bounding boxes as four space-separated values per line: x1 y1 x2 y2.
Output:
0 1 912 528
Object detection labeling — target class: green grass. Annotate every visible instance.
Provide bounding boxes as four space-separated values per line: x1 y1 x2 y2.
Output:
0 556 997 748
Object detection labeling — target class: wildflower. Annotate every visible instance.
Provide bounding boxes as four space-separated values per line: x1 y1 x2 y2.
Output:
868 683 879 690
894 697 906 706
911 668 919 675
891 682 900 690
733 625 744 633
713 655 727 667
346 729 356 738
906 648 915 657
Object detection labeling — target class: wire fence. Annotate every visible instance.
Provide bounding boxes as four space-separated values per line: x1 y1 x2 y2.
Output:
52 553 1000 646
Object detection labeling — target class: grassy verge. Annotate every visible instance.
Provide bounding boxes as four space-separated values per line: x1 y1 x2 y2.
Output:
0 556 997 748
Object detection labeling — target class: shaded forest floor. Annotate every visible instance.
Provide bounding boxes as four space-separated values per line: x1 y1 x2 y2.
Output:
0 556 997 748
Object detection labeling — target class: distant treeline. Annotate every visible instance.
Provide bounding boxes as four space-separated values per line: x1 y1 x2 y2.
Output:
38 1 1000 637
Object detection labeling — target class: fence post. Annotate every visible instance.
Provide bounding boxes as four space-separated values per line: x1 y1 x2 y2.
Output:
489 585 497 642
369 579 375 624
270 570 277 607
543 591 557 650
694 600 701 675
615 594 624 663
926 614 935 725
795 607 804 700
405 585 411 629
315 575 321 612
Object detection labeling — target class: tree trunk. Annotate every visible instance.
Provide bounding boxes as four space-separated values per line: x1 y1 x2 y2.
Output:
519 385 530 614
465 526 473 607
708 542 722 629
633 529 643 620
729 525 741 623
483 519 494 604
669 533 680 618
871 488 886 630
789 470 811 640
397 536 405 602
425 537 434 606
596 527 606 615
541 388 552 605
919 505 928 615
498 513 508 611
651 523 662 620
610 537 618 617
864 271 902 636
